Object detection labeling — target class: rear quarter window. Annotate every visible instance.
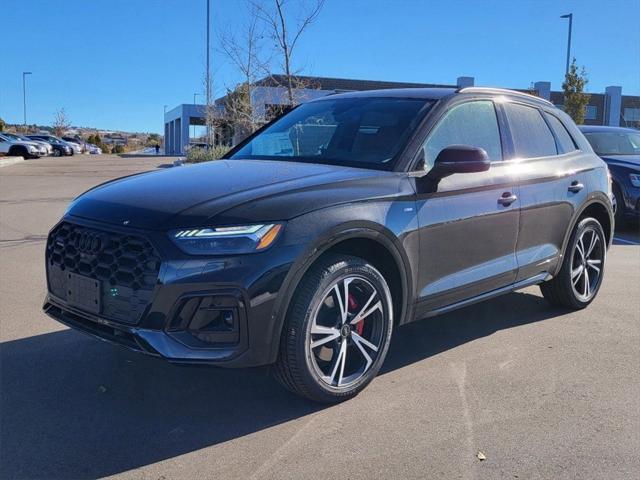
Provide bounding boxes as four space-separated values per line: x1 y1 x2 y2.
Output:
505 103 557 158
544 112 578 153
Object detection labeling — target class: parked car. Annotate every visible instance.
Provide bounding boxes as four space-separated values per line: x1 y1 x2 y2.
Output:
580 125 639 226
0 132 52 156
62 136 88 154
43 87 613 403
0 134 43 158
25 135 73 156
87 143 102 154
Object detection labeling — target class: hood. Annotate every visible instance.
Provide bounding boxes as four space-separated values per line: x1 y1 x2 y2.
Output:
600 154 640 170
67 159 399 230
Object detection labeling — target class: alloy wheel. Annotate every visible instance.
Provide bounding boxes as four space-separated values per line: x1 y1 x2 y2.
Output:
308 276 388 388
571 227 604 302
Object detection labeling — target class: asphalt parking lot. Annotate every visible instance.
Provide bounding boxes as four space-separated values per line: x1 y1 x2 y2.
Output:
1 154 639 479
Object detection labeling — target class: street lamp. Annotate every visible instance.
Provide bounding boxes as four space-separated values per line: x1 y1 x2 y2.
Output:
560 13 573 78
22 72 32 127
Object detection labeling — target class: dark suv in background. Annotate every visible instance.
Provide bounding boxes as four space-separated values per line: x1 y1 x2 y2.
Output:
580 125 640 226
44 87 613 402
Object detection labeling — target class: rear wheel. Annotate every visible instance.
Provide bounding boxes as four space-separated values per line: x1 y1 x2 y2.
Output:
52 148 61 157
540 217 606 309
274 254 394 403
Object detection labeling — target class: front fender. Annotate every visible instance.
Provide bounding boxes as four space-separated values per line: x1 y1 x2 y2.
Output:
264 204 418 364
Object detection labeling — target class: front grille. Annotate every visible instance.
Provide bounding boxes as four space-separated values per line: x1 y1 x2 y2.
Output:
46 222 161 324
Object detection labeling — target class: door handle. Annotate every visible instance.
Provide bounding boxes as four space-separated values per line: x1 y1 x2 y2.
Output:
498 192 517 206
568 181 584 193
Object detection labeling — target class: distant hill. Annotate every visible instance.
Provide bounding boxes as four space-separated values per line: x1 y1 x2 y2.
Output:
3 123 162 148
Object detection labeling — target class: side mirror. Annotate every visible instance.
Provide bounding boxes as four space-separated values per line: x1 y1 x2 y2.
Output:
427 145 490 180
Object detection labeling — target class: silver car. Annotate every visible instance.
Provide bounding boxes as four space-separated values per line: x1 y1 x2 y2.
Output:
0 134 43 158
1 132 52 156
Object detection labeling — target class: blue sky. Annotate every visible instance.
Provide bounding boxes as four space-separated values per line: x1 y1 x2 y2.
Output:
1 0 638 133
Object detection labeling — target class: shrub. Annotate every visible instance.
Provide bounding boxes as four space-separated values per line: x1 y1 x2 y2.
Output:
185 145 230 163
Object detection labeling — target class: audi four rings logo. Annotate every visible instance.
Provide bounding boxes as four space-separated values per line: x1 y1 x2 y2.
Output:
74 231 105 254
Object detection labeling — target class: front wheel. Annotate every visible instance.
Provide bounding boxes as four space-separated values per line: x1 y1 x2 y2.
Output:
612 183 625 228
540 217 606 309
274 254 394 403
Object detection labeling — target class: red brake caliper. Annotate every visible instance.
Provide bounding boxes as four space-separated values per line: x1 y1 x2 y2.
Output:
348 293 364 335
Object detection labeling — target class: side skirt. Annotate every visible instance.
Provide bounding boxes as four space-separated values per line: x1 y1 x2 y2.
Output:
417 273 552 320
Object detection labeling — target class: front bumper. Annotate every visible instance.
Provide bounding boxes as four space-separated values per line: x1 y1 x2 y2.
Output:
43 217 300 367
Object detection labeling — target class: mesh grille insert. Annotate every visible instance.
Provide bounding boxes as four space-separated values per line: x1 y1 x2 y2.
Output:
46 222 161 324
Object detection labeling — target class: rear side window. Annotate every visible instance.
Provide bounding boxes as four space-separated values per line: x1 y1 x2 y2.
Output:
505 103 557 158
544 113 578 153
422 100 503 168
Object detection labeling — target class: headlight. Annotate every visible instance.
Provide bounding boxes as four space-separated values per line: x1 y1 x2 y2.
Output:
169 223 283 255
629 173 640 188
27 145 37 152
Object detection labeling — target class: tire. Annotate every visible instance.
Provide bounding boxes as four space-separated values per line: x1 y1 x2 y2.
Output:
8 146 27 158
52 148 61 157
612 182 625 228
540 217 606 309
273 254 394 403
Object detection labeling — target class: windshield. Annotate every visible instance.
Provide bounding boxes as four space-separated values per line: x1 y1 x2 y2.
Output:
584 131 640 155
229 97 434 170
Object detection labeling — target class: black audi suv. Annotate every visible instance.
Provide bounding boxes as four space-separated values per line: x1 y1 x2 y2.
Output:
44 87 613 402
580 125 640 227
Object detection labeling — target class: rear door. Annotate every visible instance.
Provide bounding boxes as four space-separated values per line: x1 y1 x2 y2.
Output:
413 99 520 314
502 102 588 281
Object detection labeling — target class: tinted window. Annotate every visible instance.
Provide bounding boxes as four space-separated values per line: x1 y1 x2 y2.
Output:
421 101 502 168
583 131 640 155
505 103 557 158
545 113 578 153
231 97 433 170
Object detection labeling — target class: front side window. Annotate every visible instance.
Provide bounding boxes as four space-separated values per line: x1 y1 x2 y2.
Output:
230 97 433 170
505 103 557 158
544 113 578 153
421 100 503 169
583 131 640 155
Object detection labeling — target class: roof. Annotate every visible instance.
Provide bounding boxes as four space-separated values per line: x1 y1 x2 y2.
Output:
254 74 456 92
459 87 553 106
579 125 639 133
309 87 458 102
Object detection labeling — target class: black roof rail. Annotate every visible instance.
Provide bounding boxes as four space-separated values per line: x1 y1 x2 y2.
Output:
457 87 554 106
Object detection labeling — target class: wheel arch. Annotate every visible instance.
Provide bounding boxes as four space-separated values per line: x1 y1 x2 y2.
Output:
553 195 613 277
266 223 413 364
8 145 26 156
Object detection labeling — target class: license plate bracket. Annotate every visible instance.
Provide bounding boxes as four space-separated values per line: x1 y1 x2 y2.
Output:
66 272 101 314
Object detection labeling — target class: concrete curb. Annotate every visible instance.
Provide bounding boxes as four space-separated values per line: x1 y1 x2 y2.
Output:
0 156 25 168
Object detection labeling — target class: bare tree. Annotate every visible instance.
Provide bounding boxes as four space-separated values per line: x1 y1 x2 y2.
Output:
252 0 325 105
52 108 71 137
219 2 269 140
201 74 217 147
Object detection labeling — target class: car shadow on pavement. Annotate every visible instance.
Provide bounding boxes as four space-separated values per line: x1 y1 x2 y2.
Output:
1 291 567 479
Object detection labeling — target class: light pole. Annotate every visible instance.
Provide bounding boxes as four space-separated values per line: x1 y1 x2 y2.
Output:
560 13 573 78
193 93 203 142
205 0 212 146
22 72 32 128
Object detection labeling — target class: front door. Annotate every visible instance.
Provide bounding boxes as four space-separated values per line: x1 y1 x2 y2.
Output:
412 100 520 314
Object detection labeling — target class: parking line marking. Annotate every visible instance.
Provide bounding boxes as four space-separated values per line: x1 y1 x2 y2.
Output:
613 236 640 245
